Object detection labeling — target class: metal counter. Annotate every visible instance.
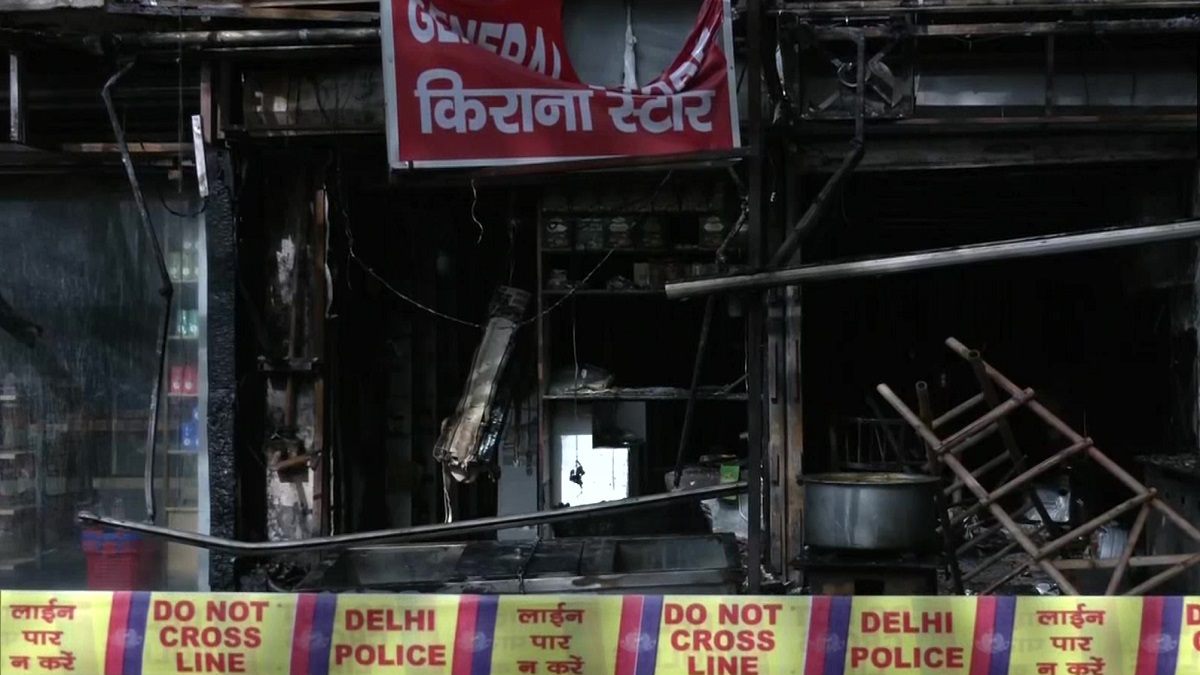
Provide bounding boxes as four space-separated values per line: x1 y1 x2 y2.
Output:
295 534 742 595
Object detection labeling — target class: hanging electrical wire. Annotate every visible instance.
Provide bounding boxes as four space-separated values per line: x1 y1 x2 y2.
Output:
338 167 677 330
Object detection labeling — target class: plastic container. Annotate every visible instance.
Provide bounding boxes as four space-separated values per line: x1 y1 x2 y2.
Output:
81 529 159 590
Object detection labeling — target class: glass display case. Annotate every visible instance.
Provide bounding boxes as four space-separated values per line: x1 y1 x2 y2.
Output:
0 174 210 591
160 195 210 591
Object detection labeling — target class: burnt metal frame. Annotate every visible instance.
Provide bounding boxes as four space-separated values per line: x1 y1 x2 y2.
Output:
745 0 767 594
205 149 239 591
767 27 866 270
82 0 775 586
877 337 1200 596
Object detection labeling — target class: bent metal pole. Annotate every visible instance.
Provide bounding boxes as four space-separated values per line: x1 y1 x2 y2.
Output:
664 219 1200 300
78 481 747 556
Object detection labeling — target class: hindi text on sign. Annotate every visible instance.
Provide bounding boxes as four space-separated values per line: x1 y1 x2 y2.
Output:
151 598 272 674
406 0 565 78
664 601 783 675
383 0 739 167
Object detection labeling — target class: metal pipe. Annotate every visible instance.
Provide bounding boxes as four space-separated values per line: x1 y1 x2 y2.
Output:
673 296 717 488
415 148 751 185
665 219 1200 299
79 481 748 556
768 143 862 269
102 61 174 524
113 28 380 50
745 0 765 594
812 17 1200 39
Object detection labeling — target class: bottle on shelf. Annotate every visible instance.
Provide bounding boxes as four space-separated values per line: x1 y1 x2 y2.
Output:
169 365 184 395
180 405 199 452
181 238 196 281
182 361 197 396
175 306 188 338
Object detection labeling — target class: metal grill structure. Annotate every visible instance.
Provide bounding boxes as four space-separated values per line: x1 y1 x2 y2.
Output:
877 337 1200 596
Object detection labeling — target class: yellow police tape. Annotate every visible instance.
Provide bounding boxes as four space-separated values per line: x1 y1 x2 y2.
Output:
1 591 1197 675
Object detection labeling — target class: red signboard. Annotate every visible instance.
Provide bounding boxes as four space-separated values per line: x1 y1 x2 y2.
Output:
381 0 741 169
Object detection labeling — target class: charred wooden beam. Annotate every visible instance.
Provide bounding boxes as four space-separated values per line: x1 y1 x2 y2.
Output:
78 481 750 555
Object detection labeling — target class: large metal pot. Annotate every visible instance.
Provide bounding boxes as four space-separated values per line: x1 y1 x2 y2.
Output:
803 472 940 552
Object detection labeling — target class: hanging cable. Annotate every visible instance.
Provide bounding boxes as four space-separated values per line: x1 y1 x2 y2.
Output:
470 180 484 244
339 168 675 329
159 187 206 219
